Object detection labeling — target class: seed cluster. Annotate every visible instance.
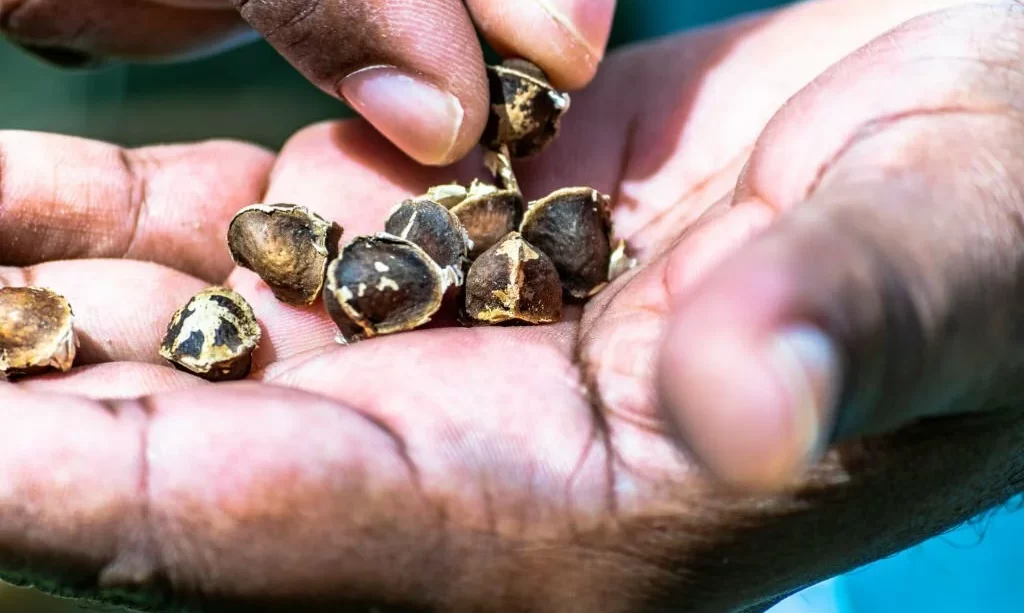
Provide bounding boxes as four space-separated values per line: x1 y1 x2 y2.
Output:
0 59 636 382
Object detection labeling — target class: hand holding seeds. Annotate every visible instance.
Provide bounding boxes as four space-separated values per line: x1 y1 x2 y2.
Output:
220 59 635 349
6 9 1024 612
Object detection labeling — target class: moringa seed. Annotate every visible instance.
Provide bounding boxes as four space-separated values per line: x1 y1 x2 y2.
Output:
481 58 571 159
464 232 562 325
323 234 455 341
0 287 77 379
159 287 261 382
520 187 613 299
227 203 342 306
384 198 469 282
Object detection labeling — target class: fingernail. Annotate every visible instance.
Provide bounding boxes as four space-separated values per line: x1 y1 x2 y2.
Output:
768 324 842 470
531 0 615 61
339 66 464 166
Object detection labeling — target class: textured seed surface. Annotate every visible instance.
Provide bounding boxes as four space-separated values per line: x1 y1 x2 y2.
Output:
481 59 571 159
384 199 469 278
159 287 261 382
0 287 77 379
465 232 562 325
324 234 446 340
521 187 613 299
228 203 342 306
450 182 523 260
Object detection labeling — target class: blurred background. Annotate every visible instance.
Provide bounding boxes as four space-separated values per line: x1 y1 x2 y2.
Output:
2 0 1023 611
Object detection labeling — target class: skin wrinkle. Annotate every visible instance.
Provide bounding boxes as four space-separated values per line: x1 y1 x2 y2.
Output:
804 106 1019 205
117 149 148 263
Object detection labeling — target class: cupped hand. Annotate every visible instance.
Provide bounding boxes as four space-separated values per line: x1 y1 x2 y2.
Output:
4 1 1024 612
0 0 616 166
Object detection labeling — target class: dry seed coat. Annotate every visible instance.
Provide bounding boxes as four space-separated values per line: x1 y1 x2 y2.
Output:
0 287 77 378
324 234 448 340
228 203 341 306
465 232 562 325
159 287 261 381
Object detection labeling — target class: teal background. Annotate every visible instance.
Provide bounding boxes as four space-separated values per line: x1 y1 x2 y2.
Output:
2 1 1022 611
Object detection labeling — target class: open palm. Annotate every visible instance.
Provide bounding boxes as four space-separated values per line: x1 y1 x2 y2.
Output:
4 2 1024 612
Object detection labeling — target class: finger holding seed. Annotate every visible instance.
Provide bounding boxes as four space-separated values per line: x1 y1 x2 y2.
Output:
159 287 261 382
227 203 343 306
0 287 77 380
465 231 562 325
520 187 613 299
323 234 451 341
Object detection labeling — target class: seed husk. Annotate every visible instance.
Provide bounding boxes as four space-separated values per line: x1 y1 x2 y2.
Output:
227 203 342 306
520 187 613 299
323 234 453 341
0 287 77 379
481 58 571 159
464 231 562 325
442 181 524 260
159 287 261 382
384 198 469 282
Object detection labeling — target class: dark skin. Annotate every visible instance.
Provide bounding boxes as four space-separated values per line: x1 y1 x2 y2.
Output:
0 0 615 165
3 1 1024 612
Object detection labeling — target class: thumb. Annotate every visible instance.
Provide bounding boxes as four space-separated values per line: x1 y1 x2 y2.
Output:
657 3 1024 492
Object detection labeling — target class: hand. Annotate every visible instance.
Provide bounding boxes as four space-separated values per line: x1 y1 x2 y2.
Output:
3 1 1024 612
0 0 615 166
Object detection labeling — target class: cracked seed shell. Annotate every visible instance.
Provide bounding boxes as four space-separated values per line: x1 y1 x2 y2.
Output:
447 181 524 260
0 287 77 379
464 232 562 325
520 187 613 299
384 198 469 281
323 234 452 341
159 287 261 382
481 58 571 159
227 203 342 306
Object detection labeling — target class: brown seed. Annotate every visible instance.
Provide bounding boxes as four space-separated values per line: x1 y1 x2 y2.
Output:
323 234 453 341
520 187 613 299
447 181 524 260
481 58 571 159
464 232 562 325
384 198 469 281
159 287 261 382
0 287 77 379
227 203 342 306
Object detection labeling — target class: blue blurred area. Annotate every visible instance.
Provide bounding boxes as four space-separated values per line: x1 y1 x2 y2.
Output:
1 1 1022 611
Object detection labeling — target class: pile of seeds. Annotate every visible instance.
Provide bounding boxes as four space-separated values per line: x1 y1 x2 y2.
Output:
0 59 635 383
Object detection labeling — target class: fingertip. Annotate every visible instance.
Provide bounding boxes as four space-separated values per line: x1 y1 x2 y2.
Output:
657 256 842 492
468 0 616 90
